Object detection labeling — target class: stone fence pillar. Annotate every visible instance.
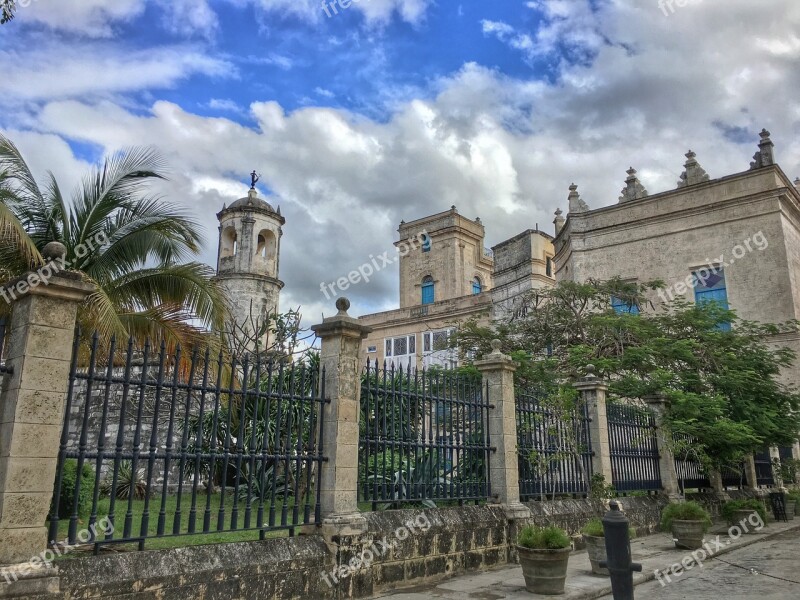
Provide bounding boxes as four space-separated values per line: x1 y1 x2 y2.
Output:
475 340 530 520
0 255 94 594
642 395 682 500
311 298 372 538
574 366 613 487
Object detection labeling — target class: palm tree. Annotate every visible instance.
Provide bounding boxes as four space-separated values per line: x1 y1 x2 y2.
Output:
0 134 228 349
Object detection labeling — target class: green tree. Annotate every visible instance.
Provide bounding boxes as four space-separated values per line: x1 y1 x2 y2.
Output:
455 279 800 471
0 134 227 349
0 0 15 25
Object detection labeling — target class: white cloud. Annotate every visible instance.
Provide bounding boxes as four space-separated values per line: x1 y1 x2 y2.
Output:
246 0 433 25
5 0 800 322
159 0 219 40
0 43 236 101
18 0 144 37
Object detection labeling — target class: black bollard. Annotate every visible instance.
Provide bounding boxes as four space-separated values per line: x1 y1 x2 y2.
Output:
599 500 642 600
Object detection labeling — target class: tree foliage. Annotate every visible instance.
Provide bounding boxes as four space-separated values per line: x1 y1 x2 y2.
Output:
0 134 228 350
455 279 800 470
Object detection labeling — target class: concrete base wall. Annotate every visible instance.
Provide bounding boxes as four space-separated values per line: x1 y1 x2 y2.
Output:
46 498 666 599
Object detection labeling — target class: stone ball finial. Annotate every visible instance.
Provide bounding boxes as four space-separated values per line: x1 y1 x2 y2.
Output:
491 339 502 353
335 297 351 315
42 241 67 262
585 364 596 377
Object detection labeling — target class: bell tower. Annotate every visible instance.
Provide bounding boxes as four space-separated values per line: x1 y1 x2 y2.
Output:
215 177 285 346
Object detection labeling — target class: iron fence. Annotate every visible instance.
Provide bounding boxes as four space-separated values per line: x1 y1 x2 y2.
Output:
754 449 775 487
358 362 492 508
516 386 593 500
672 434 711 491
720 462 746 489
0 317 10 375
607 403 661 492
49 330 327 551
779 446 797 484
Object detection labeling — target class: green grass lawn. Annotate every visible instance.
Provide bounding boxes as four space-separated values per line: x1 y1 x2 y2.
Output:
48 493 311 555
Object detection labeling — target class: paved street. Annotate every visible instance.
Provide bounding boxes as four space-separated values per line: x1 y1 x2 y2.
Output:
374 521 800 600
600 527 800 600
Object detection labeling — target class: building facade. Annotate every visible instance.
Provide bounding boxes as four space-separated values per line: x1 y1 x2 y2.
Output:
359 206 556 369
553 130 800 387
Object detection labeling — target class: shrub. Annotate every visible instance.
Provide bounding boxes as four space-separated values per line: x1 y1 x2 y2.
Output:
581 516 636 538
786 490 800 504
518 525 571 550
102 461 148 500
660 501 712 533
721 499 767 525
54 459 96 519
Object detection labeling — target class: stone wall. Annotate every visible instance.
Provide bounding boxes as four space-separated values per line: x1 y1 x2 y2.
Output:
51 498 666 600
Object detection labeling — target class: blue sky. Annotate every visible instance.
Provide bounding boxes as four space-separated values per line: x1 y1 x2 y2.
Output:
1 0 799 322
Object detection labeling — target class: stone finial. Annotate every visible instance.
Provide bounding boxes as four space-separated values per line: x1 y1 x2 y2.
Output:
677 150 710 188
490 339 503 354
568 184 590 214
618 167 649 203
42 241 67 261
451 205 457 212
553 207 565 235
750 128 775 170
794 177 800 189
335 297 351 315
476 217 482 224
584 364 597 379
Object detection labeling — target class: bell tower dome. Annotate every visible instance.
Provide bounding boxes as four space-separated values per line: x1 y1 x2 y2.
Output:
215 179 285 344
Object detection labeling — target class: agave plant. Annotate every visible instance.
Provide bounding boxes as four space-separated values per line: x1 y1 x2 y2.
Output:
102 461 148 500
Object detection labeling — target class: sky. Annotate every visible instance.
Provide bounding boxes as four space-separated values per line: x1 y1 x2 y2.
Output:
1 0 799 326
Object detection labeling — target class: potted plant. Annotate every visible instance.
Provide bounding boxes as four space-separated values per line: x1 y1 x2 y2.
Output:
517 525 572 595
660 501 712 550
580 517 637 576
721 499 767 530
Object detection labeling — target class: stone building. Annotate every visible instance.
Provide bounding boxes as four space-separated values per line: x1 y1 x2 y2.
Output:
553 130 800 388
359 207 556 369
214 185 285 348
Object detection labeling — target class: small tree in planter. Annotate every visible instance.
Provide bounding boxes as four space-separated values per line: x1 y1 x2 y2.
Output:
661 501 712 550
517 525 572 595
581 517 636 576
721 500 767 531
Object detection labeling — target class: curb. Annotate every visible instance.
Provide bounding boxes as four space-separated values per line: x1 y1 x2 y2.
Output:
571 520 800 600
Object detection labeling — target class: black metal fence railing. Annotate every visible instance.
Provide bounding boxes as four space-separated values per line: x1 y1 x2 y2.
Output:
779 446 797 484
49 330 327 551
672 434 711 491
720 462 746 489
754 449 775 487
0 317 11 375
358 362 492 509
607 403 661 492
516 387 593 500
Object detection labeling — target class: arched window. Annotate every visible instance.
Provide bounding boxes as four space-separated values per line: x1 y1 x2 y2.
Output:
256 229 276 259
221 226 238 258
421 276 435 305
421 234 431 253
472 277 482 295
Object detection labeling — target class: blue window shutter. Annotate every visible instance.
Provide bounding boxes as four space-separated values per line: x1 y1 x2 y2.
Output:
422 281 435 305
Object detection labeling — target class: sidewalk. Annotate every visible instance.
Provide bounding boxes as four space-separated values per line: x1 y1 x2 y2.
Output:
373 519 800 599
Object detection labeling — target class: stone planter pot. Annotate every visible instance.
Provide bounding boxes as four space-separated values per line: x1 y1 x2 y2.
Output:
582 535 608 576
785 500 796 520
517 545 571 595
732 509 760 532
671 520 705 550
